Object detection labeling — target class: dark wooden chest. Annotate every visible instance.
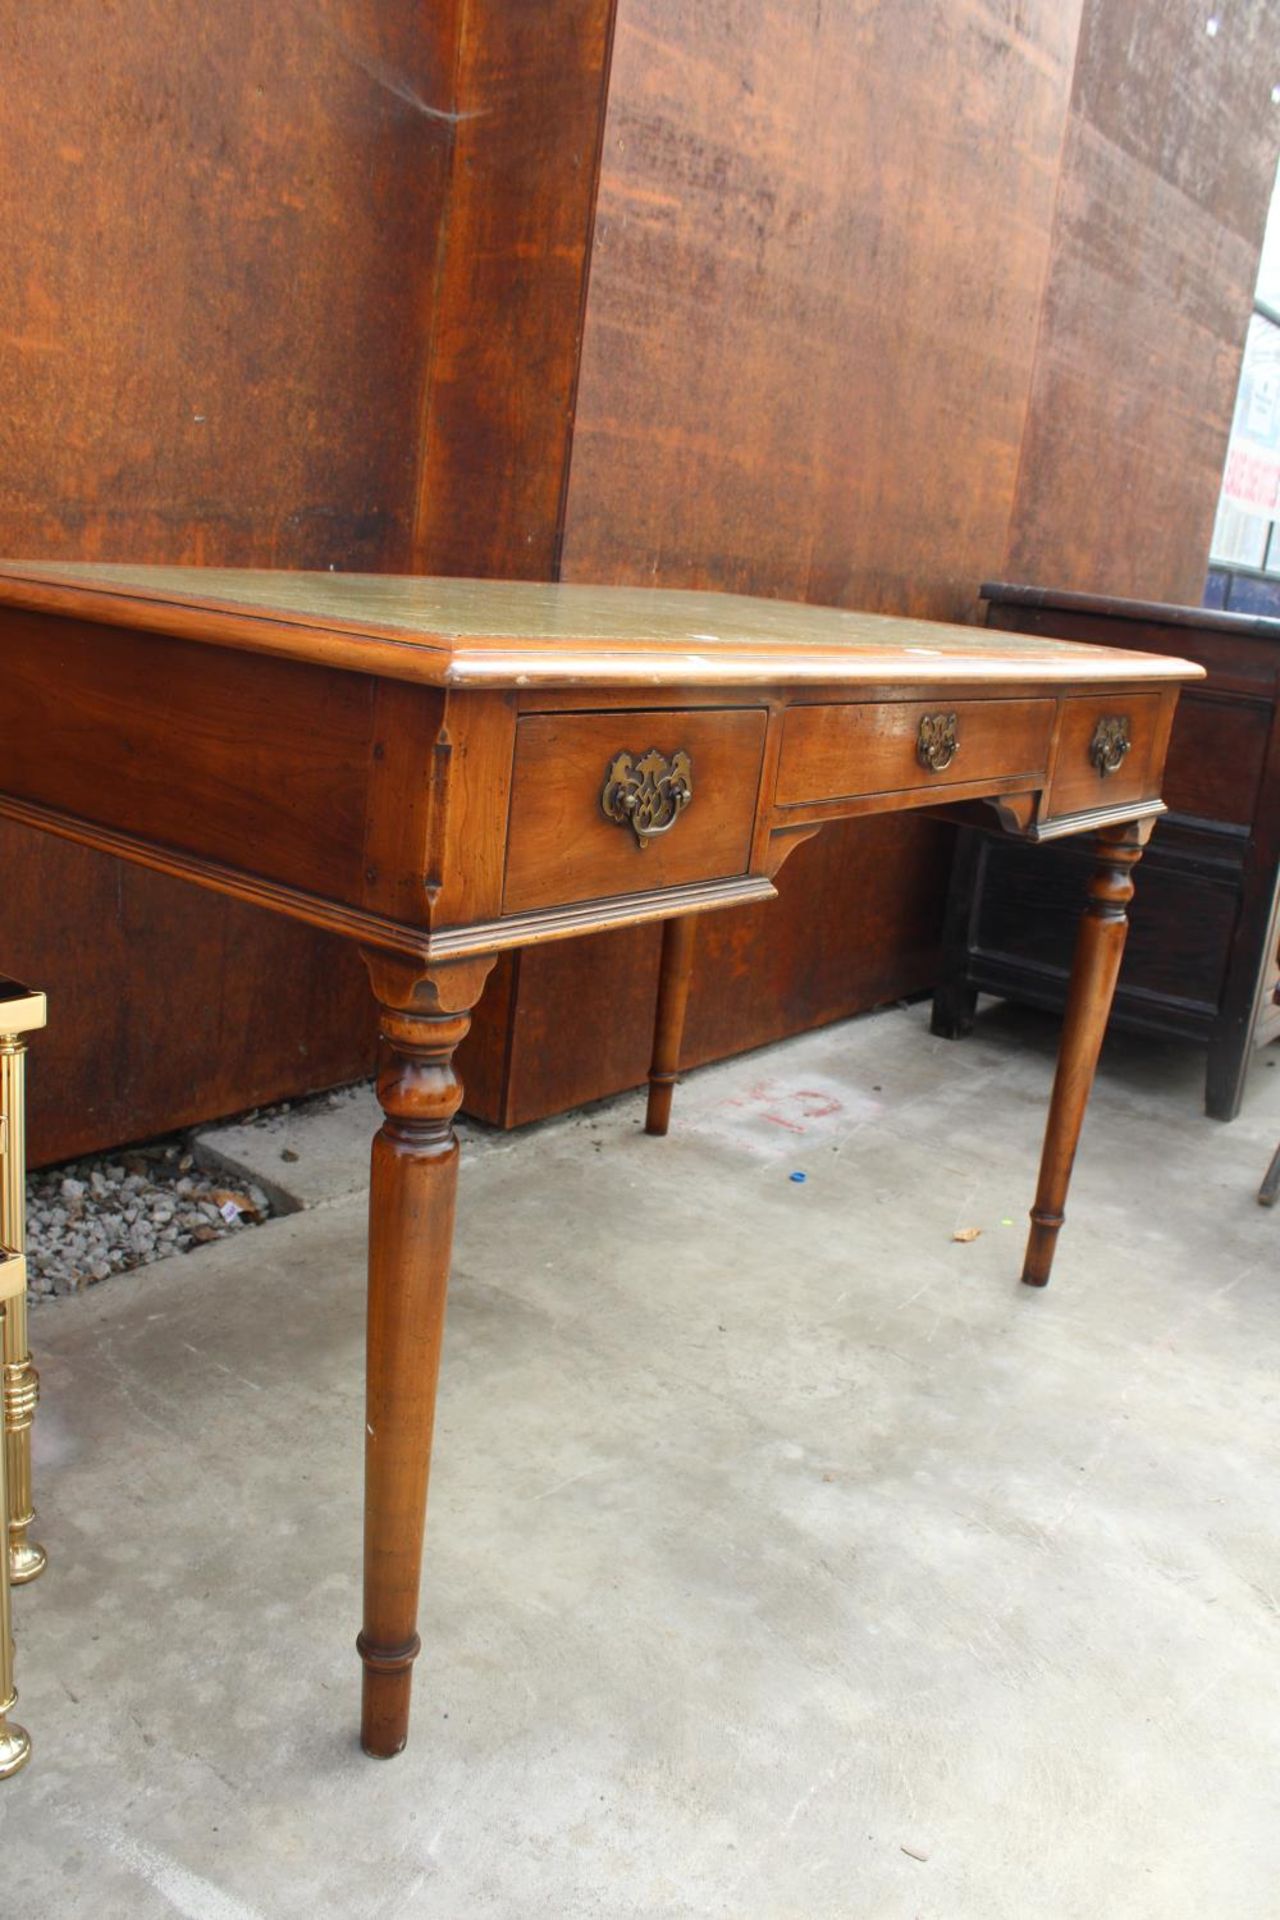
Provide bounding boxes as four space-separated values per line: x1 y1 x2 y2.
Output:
932 584 1280 1118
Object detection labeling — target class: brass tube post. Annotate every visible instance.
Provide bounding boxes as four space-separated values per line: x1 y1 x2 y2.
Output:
1 1021 44 1583
0 1251 31 1778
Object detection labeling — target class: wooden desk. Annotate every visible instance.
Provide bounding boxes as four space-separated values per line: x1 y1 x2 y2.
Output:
0 563 1201 1758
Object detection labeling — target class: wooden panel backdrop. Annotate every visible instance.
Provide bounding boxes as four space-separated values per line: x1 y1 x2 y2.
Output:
3 0 1274 1155
1005 0 1280 601
564 0 1084 616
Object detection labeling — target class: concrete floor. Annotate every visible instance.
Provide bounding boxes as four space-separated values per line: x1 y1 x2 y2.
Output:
5 1002 1280 1918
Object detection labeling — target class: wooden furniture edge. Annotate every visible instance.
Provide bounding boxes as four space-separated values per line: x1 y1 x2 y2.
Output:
0 566 1205 692
981 578 1280 642
0 792 778 960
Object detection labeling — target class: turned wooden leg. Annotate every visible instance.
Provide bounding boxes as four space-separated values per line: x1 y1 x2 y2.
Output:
0 1032 42 1585
356 951 495 1759
646 915 697 1136
1022 825 1146 1288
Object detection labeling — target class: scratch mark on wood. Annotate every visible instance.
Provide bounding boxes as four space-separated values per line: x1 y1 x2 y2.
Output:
305 8 488 124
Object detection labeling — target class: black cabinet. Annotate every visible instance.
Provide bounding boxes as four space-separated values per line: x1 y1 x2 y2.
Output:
933 584 1280 1119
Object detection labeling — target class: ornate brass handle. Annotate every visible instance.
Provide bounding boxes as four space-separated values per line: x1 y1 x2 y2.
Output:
601 747 693 848
917 712 959 773
1088 715 1131 778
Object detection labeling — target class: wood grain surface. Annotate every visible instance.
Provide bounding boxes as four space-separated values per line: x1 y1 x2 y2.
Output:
0 611 378 899
503 706 766 912
409 0 617 579
0 563 1197 687
0 2 449 571
1045 693 1165 820
776 699 1055 807
1005 0 1280 602
561 0 1083 619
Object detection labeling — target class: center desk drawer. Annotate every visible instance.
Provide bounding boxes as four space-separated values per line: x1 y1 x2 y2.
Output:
776 697 1055 806
503 707 768 915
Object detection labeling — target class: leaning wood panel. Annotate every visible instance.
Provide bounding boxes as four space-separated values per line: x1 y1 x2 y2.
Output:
562 0 1083 619
0 4 451 570
1004 0 1279 602
410 0 617 579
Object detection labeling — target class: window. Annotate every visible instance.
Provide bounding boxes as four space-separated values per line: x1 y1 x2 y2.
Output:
1207 159 1280 612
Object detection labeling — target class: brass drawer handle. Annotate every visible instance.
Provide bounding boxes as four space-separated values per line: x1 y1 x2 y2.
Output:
601 747 693 848
1089 715 1131 778
917 712 959 773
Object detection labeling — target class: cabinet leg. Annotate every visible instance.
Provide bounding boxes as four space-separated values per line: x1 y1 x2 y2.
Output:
1205 828 1280 1121
930 827 982 1039
1022 826 1145 1289
1258 1140 1280 1207
356 951 494 1759
930 981 978 1041
1204 1029 1249 1123
646 915 697 1137
0 1033 42 1585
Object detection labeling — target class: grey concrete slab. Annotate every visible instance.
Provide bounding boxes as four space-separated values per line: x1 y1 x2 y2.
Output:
191 1081 381 1214
6 1004 1280 1918
193 1082 520 1216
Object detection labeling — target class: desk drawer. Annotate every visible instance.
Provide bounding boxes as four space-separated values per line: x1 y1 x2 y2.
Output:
776 698 1054 806
1043 693 1164 818
503 707 767 914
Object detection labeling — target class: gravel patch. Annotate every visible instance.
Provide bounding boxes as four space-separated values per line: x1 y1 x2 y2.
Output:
26 1140 272 1298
